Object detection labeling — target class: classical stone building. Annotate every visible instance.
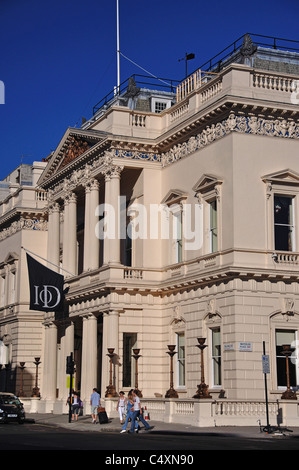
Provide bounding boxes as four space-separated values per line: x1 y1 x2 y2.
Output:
1 34 299 425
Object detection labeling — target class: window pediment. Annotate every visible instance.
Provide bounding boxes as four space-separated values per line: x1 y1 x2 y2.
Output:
161 189 188 206
192 174 223 195
262 169 299 186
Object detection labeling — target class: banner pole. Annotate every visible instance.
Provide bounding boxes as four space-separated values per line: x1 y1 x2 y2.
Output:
21 246 75 278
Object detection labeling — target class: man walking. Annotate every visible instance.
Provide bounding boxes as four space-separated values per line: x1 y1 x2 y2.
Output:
90 388 101 423
130 389 153 433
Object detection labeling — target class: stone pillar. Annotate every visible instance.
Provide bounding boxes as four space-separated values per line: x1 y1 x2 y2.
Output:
60 321 74 401
83 184 90 271
42 320 57 400
84 179 100 271
80 313 98 402
63 192 77 276
47 203 60 271
103 167 122 265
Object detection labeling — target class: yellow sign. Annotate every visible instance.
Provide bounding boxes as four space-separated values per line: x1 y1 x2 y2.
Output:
67 377 75 389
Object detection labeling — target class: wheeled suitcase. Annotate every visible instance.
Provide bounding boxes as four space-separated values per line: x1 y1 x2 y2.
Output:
97 407 108 424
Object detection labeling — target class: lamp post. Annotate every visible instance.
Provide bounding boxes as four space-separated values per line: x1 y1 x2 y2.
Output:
193 338 212 399
32 357 41 397
132 348 142 397
281 344 297 400
165 345 178 398
18 362 26 397
105 348 117 397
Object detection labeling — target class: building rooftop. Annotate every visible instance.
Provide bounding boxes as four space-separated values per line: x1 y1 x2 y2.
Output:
81 33 299 132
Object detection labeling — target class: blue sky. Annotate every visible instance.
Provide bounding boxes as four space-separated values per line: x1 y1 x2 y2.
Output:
0 0 299 179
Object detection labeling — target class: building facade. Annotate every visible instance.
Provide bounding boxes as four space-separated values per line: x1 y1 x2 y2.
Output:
1 35 299 425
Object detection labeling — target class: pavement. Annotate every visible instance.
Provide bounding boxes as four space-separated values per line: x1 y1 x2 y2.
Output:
25 412 299 439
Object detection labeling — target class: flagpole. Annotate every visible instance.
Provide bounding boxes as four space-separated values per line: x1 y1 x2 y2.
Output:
116 0 120 94
21 246 75 278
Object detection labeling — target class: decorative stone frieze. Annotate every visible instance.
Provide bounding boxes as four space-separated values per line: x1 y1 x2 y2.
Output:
0 216 48 241
161 112 299 167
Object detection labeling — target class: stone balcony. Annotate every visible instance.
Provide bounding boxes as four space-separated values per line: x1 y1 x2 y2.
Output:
0 186 48 223
87 63 299 143
66 247 299 314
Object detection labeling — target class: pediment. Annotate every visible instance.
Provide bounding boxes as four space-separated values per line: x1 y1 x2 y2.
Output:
262 169 299 185
37 127 105 187
4 252 19 264
192 174 223 194
161 189 188 205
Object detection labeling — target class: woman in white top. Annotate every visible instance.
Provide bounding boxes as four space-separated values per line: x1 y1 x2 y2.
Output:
116 391 127 423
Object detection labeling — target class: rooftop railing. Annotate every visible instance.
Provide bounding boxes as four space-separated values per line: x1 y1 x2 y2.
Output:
92 74 180 116
197 33 299 73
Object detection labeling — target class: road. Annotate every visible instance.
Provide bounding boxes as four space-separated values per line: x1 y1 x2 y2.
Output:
0 421 299 455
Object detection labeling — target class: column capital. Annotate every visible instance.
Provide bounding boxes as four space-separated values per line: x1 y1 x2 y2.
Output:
83 177 100 192
48 202 60 215
64 191 77 204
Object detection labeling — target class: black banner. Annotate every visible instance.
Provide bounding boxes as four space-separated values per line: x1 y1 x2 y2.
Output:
26 253 64 312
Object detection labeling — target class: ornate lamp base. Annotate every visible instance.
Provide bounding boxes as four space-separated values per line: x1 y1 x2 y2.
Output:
32 387 40 398
281 389 297 400
105 385 118 398
165 388 178 398
193 383 212 399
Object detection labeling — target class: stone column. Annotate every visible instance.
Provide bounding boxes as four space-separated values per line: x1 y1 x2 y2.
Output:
83 184 90 271
42 320 57 400
80 313 98 402
103 167 122 265
63 192 77 276
60 321 74 401
84 179 100 271
47 203 60 271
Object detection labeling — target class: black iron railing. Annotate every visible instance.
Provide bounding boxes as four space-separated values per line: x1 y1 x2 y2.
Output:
92 74 180 116
197 33 299 73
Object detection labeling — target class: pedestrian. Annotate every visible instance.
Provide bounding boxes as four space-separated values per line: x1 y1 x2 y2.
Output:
120 390 139 433
116 391 127 424
130 389 153 433
71 391 81 421
90 387 101 423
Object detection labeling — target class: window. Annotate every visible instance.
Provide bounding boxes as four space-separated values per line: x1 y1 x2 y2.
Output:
123 333 137 387
275 329 297 388
9 271 15 304
209 199 218 253
125 223 132 267
0 276 5 307
211 328 221 386
174 211 183 263
177 333 185 387
151 97 172 113
154 102 167 113
274 195 295 251
0 340 9 365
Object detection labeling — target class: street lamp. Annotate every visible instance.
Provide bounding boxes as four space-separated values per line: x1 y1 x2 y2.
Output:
165 345 178 398
18 362 26 397
193 338 212 399
105 348 118 397
132 348 142 397
32 357 41 397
